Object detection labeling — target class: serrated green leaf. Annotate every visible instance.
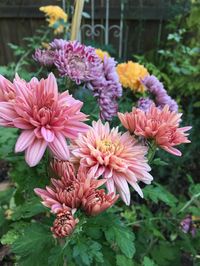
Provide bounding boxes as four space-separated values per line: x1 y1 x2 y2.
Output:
105 225 135 259
116 254 134 266
12 223 54 266
73 238 103 266
143 184 178 207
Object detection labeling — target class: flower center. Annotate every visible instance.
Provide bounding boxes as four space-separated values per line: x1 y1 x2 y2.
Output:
69 56 86 74
97 139 121 154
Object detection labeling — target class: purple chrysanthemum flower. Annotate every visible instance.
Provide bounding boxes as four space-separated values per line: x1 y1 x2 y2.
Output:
180 215 196 237
137 98 154 112
51 40 103 84
142 75 178 112
89 56 122 121
33 49 55 67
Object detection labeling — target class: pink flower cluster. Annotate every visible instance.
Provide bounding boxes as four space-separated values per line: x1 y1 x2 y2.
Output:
35 160 118 238
71 120 153 205
0 73 88 166
118 104 191 156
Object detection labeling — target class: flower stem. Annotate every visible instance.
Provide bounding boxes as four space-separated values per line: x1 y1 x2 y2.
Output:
147 141 157 164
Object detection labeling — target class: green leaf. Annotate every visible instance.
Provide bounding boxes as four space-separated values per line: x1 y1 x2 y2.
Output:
152 158 168 166
105 225 135 259
1 221 30 245
12 223 54 266
116 254 134 266
1 229 19 245
73 238 104 266
143 256 157 266
11 197 46 221
143 184 178 207
48 245 65 266
0 188 15 205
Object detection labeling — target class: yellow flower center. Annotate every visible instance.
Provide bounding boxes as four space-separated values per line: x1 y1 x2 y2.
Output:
97 139 122 154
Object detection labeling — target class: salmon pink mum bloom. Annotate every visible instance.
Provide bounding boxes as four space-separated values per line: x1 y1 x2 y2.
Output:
0 74 15 103
118 105 191 156
71 120 153 205
82 189 118 216
0 73 88 167
51 208 79 238
34 162 115 213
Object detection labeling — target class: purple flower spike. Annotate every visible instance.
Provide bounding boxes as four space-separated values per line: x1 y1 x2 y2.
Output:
137 98 154 112
142 75 178 112
89 56 122 121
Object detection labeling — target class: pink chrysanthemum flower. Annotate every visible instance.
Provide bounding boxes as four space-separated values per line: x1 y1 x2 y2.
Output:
51 40 103 84
0 73 88 167
82 189 118 216
0 74 15 103
51 208 79 238
118 105 191 156
71 120 153 205
34 161 117 214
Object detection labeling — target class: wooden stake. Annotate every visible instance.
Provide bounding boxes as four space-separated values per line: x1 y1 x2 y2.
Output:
70 0 85 41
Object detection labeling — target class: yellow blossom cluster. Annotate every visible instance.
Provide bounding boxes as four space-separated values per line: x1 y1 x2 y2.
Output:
95 49 110 61
40 5 68 34
116 61 149 93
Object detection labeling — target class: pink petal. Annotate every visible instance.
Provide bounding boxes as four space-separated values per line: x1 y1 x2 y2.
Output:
161 145 182 156
106 178 116 194
114 174 130 205
0 102 17 121
128 179 143 198
13 118 33 129
15 130 35 152
41 127 55 142
48 133 70 160
45 73 58 98
0 118 14 127
25 139 47 167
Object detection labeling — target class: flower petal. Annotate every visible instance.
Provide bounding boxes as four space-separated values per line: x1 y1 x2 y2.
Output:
106 178 116 194
13 117 33 129
41 127 55 142
114 174 130 205
45 73 58 98
0 102 17 122
15 130 35 152
25 139 47 167
48 133 70 160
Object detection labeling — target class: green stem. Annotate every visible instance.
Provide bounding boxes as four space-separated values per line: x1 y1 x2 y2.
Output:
178 192 200 213
147 141 157 164
126 216 178 226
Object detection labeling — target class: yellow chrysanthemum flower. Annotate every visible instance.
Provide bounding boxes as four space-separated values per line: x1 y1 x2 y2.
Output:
116 61 149 93
40 5 68 34
95 49 110 61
